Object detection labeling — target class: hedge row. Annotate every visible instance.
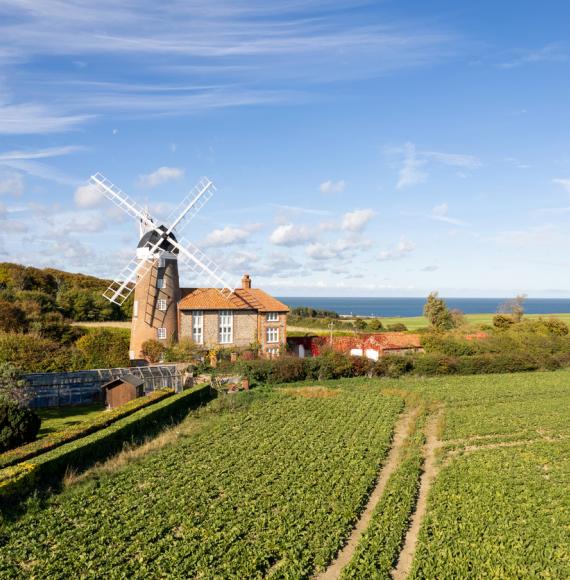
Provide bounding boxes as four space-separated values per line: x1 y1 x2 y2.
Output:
0 389 174 470
237 350 569 385
0 383 215 503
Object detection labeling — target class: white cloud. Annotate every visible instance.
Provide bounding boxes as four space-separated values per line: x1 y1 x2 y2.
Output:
202 224 261 247
269 223 314 246
74 183 104 208
0 101 91 135
553 178 570 193
393 142 480 189
397 143 427 189
421 265 438 272
306 237 370 260
378 237 416 261
138 166 184 188
0 172 23 196
341 208 375 232
430 203 466 226
319 179 346 194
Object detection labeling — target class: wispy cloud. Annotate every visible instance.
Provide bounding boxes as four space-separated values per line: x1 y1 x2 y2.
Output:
341 208 375 232
391 142 480 189
0 2 453 133
498 43 569 69
429 202 466 226
552 178 570 193
378 237 415 261
202 224 262 248
0 146 84 184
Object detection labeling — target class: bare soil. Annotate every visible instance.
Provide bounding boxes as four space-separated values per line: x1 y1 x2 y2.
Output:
391 412 441 580
315 409 417 580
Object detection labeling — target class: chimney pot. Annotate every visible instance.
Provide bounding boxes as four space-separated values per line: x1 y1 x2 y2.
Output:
242 274 252 289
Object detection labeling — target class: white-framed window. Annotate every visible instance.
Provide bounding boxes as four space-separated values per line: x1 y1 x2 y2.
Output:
133 300 139 318
266 312 279 322
157 299 167 311
129 350 136 360
156 277 164 289
267 347 279 357
192 310 204 344
157 327 167 340
219 310 233 344
266 327 279 344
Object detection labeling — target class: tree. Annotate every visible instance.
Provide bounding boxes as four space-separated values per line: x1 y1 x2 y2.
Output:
423 292 455 332
141 339 166 364
163 338 201 363
493 313 515 330
387 323 408 332
353 318 367 331
369 319 384 332
499 294 527 323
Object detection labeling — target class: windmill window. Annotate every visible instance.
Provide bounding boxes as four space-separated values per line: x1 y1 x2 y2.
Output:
133 300 139 318
157 327 167 340
219 310 233 344
157 299 167 311
156 278 164 289
266 327 279 344
192 310 204 344
266 312 279 322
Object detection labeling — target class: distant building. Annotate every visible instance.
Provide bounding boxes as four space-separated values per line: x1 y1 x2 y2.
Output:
288 333 423 360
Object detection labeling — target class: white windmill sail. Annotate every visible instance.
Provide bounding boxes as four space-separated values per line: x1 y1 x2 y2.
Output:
90 172 235 305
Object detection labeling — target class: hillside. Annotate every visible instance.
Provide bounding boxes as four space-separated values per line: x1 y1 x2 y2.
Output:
0 262 131 324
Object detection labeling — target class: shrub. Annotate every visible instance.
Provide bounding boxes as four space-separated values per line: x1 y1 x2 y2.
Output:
317 351 354 380
76 328 130 369
421 334 476 357
368 319 384 332
350 355 375 377
0 332 73 373
413 354 458 376
163 338 202 363
387 323 408 332
376 355 414 378
0 401 40 452
493 314 515 330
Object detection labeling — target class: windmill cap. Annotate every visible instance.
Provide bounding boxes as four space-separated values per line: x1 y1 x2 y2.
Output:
138 225 179 254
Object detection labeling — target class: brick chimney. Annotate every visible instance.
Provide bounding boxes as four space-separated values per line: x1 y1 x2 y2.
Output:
241 273 252 289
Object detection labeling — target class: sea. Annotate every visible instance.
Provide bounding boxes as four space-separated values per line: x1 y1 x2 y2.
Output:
277 297 570 318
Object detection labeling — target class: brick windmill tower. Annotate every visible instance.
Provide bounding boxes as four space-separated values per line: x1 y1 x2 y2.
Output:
90 173 234 361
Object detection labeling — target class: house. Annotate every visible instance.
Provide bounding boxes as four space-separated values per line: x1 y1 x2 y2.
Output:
178 275 289 357
102 374 145 408
129 271 289 360
288 333 423 360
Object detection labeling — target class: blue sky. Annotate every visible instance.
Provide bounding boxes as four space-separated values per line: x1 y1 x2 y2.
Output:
1 0 570 297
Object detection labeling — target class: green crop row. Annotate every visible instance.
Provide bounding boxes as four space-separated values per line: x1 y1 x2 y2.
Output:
0 389 174 469
0 388 403 578
0 383 214 503
410 441 570 578
341 411 426 579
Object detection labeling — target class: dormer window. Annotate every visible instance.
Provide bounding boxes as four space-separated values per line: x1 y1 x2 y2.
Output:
266 312 279 322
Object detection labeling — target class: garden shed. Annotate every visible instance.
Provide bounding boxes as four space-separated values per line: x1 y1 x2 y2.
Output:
102 374 145 409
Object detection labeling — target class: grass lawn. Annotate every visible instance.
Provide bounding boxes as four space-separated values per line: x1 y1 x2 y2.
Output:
37 403 106 439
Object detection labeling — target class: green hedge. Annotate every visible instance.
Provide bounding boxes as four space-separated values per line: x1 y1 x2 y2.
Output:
0 389 174 470
0 383 215 503
237 349 568 386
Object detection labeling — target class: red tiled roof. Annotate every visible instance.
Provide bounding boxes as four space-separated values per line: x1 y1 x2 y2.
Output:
178 287 289 312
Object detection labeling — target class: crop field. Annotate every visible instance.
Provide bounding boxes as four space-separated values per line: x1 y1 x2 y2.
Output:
1 371 569 578
0 389 402 578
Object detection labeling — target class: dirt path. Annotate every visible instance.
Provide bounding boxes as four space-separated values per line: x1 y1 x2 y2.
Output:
391 412 441 580
314 409 417 580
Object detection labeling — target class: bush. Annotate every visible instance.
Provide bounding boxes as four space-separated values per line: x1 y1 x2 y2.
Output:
413 354 458 376
376 355 414 378
421 334 476 356
0 332 74 373
386 323 408 332
454 353 539 375
0 401 40 452
76 328 130 369
141 339 166 364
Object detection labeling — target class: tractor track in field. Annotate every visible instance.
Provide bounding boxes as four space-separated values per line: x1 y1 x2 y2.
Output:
314 408 418 580
391 412 441 580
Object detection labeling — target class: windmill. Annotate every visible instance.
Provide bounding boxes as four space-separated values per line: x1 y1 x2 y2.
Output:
89 172 235 360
